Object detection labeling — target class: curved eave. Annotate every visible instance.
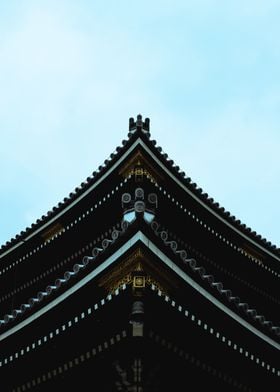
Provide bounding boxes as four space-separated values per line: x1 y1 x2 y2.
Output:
134 138 280 263
1 128 279 264
0 133 140 259
0 229 279 353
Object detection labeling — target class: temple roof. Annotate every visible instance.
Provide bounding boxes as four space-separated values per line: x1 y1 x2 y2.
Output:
0 117 280 392
0 114 279 260
1 217 280 342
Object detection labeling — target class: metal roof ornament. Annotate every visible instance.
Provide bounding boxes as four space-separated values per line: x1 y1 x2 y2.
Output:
128 114 150 137
122 188 158 223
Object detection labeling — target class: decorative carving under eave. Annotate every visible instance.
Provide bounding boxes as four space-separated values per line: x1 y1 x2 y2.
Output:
41 223 64 243
118 150 163 184
98 248 177 295
121 187 158 223
241 243 265 265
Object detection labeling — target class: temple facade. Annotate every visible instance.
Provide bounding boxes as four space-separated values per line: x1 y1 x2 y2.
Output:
0 116 279 391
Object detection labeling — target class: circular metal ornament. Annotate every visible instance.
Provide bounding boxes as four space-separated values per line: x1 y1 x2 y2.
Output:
134 201 145 213
122 193 131 204
135 188 144 199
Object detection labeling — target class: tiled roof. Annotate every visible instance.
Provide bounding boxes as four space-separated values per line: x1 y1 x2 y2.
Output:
149 219 280 339
2 215 279 348
0 126 141 255
0 219 131 331
1 114 278 259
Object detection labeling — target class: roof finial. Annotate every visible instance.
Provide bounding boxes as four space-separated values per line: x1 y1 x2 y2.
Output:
136 114 143 128
128 114 150 137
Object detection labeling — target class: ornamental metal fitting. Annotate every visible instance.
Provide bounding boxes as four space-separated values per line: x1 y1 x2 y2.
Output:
128 114 150 135
122 188 158 223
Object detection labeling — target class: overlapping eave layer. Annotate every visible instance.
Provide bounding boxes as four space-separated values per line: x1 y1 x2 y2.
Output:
0 226 279 392
0 218 279 349
0 121 278 262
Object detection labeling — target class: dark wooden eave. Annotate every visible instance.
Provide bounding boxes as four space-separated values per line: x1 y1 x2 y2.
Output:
0 117 279 343
0 116 279 272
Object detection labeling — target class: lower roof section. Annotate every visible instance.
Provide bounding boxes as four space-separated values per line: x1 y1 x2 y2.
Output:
1 283 279 392
0 230 279 355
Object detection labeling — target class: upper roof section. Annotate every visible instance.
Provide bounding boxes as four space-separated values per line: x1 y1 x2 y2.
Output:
0 115 279 262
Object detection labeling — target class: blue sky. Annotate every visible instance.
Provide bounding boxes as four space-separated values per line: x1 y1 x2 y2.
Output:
0 0 279 247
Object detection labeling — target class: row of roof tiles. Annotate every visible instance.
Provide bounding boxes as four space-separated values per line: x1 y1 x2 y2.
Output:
0 214 278 360
0 115 278 258
150 220 280 339
0 220 129 330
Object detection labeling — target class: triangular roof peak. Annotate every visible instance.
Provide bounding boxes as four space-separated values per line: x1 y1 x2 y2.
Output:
1 116 279 263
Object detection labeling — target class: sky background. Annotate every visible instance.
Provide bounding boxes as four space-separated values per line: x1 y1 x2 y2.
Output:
0 0 279 248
